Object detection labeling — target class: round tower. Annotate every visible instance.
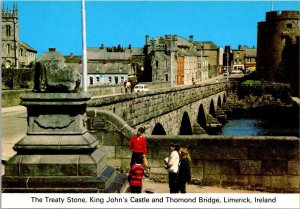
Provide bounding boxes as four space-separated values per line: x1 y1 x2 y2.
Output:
256 10 300 95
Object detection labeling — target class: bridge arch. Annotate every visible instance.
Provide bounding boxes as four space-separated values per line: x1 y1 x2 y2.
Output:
197 104 206 129
209 99 216 117
179 112 193 135
223 94 227 103
217 96 222 107
151 123 167 135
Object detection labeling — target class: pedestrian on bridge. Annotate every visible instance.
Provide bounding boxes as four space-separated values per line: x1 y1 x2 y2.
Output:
128 126 147 168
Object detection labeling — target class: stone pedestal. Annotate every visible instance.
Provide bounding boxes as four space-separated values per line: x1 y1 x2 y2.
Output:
2 92 127 192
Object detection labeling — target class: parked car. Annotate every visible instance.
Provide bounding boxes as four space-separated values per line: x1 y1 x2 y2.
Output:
133 84 149 93
231 69 243 74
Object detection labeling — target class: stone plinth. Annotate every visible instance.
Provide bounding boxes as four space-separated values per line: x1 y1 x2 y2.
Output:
2 92 127 193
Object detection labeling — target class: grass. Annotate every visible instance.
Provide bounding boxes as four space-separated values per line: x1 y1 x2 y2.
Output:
242 80 262 85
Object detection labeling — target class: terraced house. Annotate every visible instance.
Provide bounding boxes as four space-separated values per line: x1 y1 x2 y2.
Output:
86 45 145 85
144 35 223 85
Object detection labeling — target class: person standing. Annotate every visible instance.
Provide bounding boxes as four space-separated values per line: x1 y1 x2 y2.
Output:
128 155 144 193
126 81 131 93
177 147 191 193
128 127 147 167
124 81 128 93
164 143 180 193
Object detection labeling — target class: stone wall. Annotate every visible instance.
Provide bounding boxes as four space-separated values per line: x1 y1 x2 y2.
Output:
2 89 32 107
86 110 300 193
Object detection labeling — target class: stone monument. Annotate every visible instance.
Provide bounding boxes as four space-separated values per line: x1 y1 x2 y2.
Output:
2 55 127 192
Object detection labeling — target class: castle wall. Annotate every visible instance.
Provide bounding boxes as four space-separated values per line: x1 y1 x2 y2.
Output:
256 11 300 95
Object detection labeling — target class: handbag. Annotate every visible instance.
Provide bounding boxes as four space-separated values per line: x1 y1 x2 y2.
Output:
142 156 148 167
142 156 150 177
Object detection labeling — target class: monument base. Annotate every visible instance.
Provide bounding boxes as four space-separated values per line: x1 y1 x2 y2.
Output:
2 92 128 193
2 166 128 193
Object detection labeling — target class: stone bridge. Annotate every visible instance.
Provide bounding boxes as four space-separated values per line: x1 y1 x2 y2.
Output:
86 82 300 193
87 82 227 135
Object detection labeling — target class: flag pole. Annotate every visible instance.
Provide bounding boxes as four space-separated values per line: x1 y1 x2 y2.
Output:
81 0 88 92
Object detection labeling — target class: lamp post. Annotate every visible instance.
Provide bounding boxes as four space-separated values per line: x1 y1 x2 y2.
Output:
226 50 229 82
200 43 203 82
81 0 88 92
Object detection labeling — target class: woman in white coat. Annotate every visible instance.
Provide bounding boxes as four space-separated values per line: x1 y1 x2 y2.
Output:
164 143 180 193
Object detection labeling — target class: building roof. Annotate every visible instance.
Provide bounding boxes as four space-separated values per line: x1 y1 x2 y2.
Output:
240 46 257 57
19 42 37 53
66 62 130 74
194 41 219 50
87 48 132 60
39 51 65 62
177 48 201 57
88 63 130 74
64 54 82 63
131 48 144 55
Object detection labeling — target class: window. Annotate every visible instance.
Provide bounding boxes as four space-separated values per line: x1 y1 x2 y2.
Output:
7 44 10 55
89 77 93 85
287 23 292 28
115 77 118 84
96 76 100 82
6 25 11 37
108 77 112 83
165 74 168 81
156 61 159 68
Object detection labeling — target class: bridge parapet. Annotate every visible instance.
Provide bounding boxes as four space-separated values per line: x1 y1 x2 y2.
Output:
88 82 228 129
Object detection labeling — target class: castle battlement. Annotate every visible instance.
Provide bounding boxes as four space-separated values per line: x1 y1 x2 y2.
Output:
2 3 18 18
266 10 300 21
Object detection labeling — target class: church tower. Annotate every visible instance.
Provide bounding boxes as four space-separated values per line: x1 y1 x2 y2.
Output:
2 3 19 68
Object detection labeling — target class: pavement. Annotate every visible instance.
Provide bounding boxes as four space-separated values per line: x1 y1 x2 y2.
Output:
2 105 26 114
1 105 267 193
141 178 265 193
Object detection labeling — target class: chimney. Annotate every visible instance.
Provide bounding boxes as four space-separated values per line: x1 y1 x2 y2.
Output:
145 35 150 46
49 48 56 52
189 35 193 42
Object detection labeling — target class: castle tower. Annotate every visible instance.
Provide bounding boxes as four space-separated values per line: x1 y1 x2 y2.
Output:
2 3 19 68
256 10 300 96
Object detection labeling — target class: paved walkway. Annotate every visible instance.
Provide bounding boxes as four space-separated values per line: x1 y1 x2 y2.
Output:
141 178 265 193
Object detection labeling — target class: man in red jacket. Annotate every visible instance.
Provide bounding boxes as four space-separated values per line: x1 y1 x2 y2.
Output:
128 127 147 167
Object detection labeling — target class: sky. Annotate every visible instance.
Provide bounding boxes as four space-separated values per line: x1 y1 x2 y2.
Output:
3 0 300 57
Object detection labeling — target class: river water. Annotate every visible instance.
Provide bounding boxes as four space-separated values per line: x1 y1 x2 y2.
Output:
220 117 299 137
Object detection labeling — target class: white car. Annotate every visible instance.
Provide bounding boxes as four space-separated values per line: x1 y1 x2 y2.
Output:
231 69 243 74
133 84 149 93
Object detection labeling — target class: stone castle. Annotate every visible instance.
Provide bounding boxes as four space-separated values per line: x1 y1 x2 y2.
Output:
257 10 300 96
